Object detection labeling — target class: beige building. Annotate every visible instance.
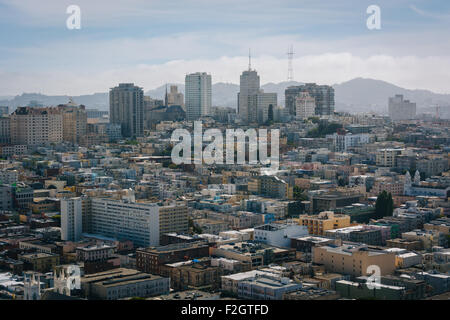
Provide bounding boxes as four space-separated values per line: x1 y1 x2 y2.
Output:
167 85 184 108
313 244 396 277
159 203 189 241
299 211 351 236
11 107 63 146
376 148 403 167
58 101 87 144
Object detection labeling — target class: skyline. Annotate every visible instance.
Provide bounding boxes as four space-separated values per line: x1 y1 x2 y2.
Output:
0 0 450 96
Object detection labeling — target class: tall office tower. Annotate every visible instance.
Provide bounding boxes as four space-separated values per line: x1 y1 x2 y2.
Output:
58 99 87 145
109 83 144 138
0 116 10 144
10 107 63 146
167 85 185 108
238 68 260 124
388 94 416 121
61 197 83 241
285 83 334 116
295 92 316 119
185 72 212 121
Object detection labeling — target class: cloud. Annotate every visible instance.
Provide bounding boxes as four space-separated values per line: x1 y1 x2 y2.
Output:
1 52 450 96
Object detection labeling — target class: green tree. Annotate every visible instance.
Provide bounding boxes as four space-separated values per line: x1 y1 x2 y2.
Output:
293 186 307 201
375 191 394 219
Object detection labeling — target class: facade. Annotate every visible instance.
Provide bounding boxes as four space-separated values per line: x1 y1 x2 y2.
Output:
376 148 404 167
185 72 212 121
285 83 334 116
257 92 277 124
0 117 10 144
312 245 396 277
58 101 87 144
253 223 308 247
10 107 63 146
109 83 144 138
81 268 169 300
295 92 316 119
89 198 160 247
167 85 184 108
159 204 189 241
388 95 416 121
136 241 210 275
19 253 60 273
61 197 83 242
299 211 351 236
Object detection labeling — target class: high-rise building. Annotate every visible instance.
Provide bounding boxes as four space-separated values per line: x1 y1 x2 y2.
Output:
238 65 277 124
295 92 316 119
10 107 63 146
185 72 212 121
388 94 416 121
109 83 144 138
61 197 83 242
167 85 184 108
89 198 160 247
285 83 334 116
0 116 10 144
58 99 87 145
238 69 260 123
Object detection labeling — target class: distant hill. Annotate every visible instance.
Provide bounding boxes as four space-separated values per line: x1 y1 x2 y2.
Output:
1 78 449 114
0 92 108 111
333 78 450 114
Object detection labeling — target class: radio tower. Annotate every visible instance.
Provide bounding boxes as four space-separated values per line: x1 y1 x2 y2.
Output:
287 45 294 81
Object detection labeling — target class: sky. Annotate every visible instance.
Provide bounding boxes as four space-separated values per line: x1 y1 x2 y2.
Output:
0 0 449 96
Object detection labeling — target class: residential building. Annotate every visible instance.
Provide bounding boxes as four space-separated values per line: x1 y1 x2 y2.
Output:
299 211 351 236
388 95 416 121
185 72 212 120
109 83 144 138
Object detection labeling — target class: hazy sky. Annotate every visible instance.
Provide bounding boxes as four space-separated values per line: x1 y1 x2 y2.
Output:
0 0 449 96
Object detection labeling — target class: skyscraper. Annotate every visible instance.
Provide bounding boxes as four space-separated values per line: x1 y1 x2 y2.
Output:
238 69 260 123
285 83 334 116
238 62 277 124
185 72 212 121
388 94 416 121
109 83 144 138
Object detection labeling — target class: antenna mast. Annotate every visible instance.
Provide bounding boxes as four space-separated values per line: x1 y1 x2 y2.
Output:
248 48 252 71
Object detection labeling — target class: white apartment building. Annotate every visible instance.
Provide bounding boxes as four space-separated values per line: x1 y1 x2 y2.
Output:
295 92 316 119
253 223 308 247
185 72 212 121
90 198 160 247
61 197 83 242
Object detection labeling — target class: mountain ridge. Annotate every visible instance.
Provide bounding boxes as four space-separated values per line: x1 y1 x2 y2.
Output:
1 78 449 114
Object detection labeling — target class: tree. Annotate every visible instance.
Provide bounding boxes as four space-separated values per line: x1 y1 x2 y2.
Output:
375 191 394 219
293 186 307 201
